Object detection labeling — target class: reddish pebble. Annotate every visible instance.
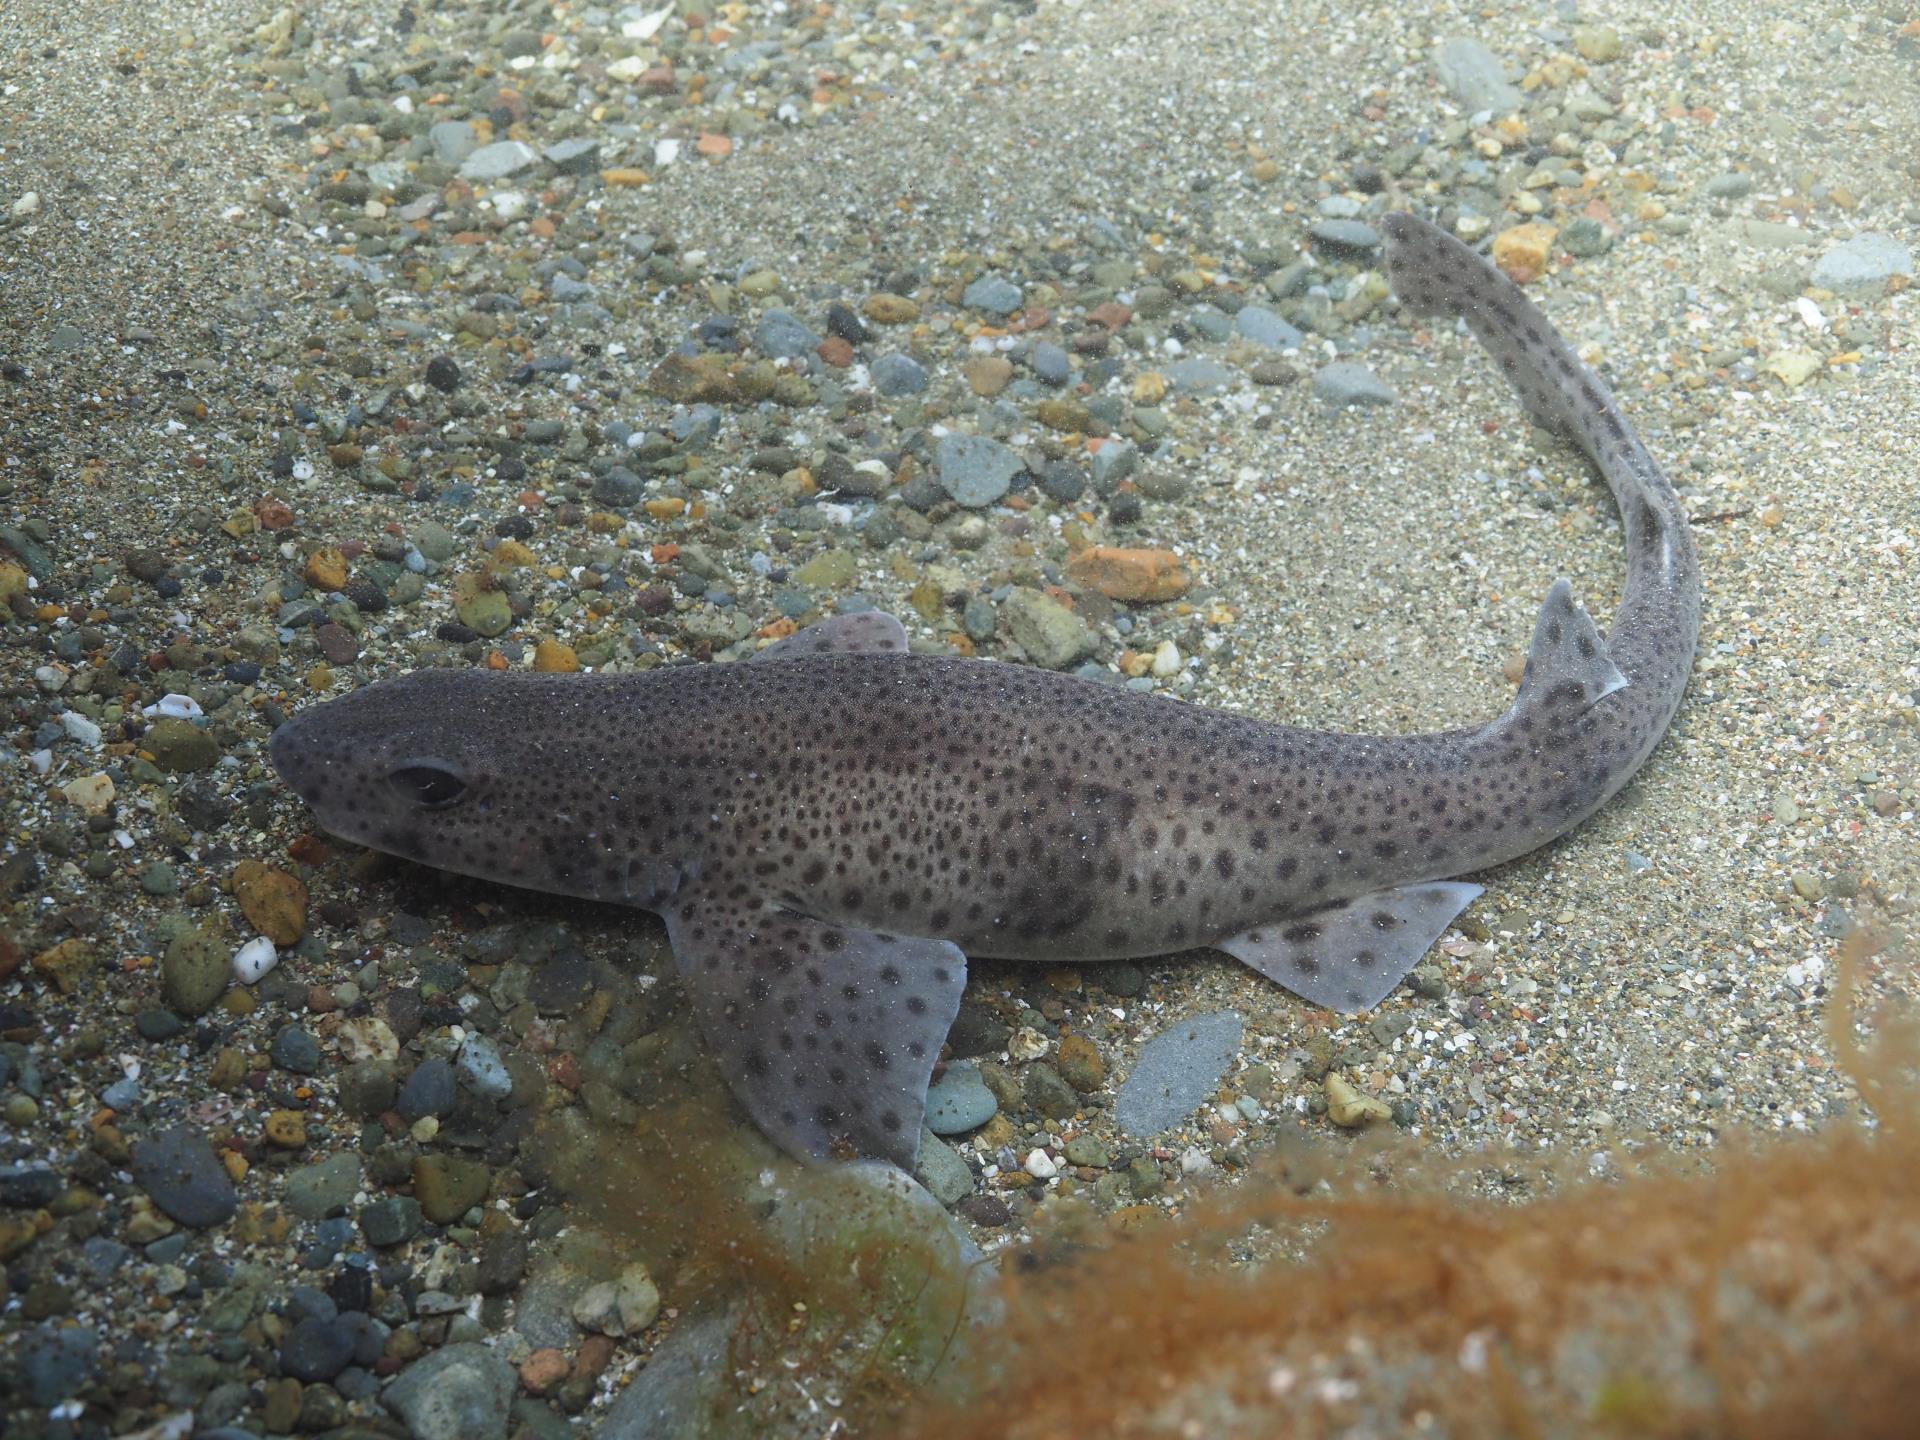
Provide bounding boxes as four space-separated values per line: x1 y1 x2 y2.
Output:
520 1348 570 1394
306 985 338 1014
816 336 854 368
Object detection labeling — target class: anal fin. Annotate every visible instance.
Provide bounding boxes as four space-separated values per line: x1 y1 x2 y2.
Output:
1218 881 1483 1014
750 610 907 660
663 891 964 1169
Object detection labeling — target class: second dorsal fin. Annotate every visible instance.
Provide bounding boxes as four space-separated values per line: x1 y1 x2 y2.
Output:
1511 578 1628 718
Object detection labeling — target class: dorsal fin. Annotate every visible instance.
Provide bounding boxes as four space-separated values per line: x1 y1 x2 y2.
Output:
749 611 908 661
1511 578 1627 718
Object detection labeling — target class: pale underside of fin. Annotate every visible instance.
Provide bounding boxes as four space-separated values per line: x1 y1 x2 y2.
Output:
662 890 965 1169
750 610 908 660
1516 577 1628 715
1216 881 1484 1013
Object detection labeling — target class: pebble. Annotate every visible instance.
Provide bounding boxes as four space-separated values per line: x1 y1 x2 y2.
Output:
233 936 278 985
1313 361 1395 407
162 925 229 1015
1433 36 1524 113
1232 305 1305 350
380 1341 516 1440
961 275 1022 316
457 1034 513 1100
20 1322 99 1407
268 1024 320 1075
413 1154 489 1224
914 1133 975 1205
1001 588 1096 669
131 1125 238 1228
935 433 1022 508
397 1057 458 1121
1309 220 1381 255
1325 1073 1394 1128
925 1062 997 1133
1115 1010 1243 1136
1811 233 1913 298
286 1151 362 1222
143 717 220 771
459 140 539 182
360 1196 423 1249
871 353 929 395
754 308 819 359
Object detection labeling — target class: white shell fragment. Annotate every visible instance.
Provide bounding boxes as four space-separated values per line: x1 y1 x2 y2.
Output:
233 936 279 984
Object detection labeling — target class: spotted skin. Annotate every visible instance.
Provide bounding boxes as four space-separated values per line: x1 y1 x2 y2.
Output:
270 213 1700 1170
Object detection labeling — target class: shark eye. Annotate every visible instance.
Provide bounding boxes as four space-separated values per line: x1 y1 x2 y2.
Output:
386 762 470 810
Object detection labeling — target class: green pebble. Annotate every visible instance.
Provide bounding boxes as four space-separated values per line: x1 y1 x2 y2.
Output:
144 718 221 772
138 861 178 896
162 923 230 1017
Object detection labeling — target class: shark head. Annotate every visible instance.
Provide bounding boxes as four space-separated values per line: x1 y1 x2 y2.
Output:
269 669 678 904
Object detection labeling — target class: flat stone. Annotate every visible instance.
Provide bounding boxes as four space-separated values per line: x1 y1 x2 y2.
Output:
459 141 539 182
1811 232 1914 298
935 434 1022 508
754 308 818 359
1165 357 1235 393
1115 1010 1244 1137
1308 219 1381 255
1313 361 1395 407
1434 36 1523 114
913 1132 974 1205
428 121 477 167
1232 305 1305 350
286 1150 362 1222
382 1342 516 1440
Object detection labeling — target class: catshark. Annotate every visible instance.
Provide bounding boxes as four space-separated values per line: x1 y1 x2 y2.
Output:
270 213 1700 1170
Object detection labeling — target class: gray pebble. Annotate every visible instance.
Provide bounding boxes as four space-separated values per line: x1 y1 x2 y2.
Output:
271 1024 321 1075
1030 341 1071 386
913 1132 974 1205
132 1125 238 1228
1001 588 1095 669
1313 361 1395 407
1115 1010 1243 1136
360 1196 423 1249
1233 305 1305 350
428 122 476 167
544 137 601 176
20 1322 98 1407
380 1341 517 1440
459 141 539 182
1433 36 1523 113
1811 233 1914 298
1165 357 1235 393
935 433 1022 508
396 1057 457 1122
925 1062 996 1134
754 308 819 359
287 1150 362 1222
871 352 927 396
961 274 1022 317
1309 219 1381 255
281 1316 356 1382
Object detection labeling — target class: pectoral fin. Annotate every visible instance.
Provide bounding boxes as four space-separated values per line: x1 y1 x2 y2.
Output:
1218 881 1483 1013
750 610 908 660
663 891 964 1169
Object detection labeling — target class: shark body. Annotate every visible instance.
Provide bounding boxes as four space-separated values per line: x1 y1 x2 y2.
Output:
270 213 1700 1169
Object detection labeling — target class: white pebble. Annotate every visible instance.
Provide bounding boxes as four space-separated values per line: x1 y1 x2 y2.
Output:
1023 1148 1058 1180
60 712 103 747
144 693 203 720
233 937 279 984
1151 640 1182 678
